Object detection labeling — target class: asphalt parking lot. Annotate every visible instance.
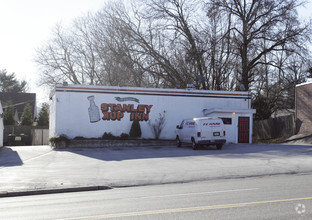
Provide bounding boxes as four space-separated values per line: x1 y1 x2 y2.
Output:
1 142 312 196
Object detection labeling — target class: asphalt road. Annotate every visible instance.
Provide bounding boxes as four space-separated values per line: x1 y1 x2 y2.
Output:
1 173 311 219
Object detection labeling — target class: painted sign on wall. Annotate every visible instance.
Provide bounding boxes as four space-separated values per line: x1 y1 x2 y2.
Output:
101 103 153 121
88 96 101 123
87 95 153 123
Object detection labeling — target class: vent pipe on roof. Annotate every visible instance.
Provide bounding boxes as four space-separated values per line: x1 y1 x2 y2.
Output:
187 84 194 90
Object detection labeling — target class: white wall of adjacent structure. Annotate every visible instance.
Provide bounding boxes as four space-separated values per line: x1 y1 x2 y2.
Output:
0 101 4 147
205 111 254 144
49 85 255 143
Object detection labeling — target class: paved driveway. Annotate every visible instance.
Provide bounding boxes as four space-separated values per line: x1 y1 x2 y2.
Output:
1 143 312 193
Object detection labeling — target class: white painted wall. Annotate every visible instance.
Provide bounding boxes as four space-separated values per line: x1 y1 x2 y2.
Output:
206 112 254 144
0 102 3 147
49 93 57 139
49 85 255 143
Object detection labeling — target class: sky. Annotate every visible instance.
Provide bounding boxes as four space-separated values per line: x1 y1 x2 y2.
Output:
0 0 311 106
0 0 107 104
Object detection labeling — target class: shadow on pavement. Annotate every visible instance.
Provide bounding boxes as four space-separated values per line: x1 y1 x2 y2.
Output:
0 147 23 167
54 143 312 162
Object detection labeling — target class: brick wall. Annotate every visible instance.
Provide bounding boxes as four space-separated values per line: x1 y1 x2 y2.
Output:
296 83 312 134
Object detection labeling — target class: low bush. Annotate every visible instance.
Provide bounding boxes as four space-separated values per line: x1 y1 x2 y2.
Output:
130 119 141 138
102 132 115 140
73 136 86 140
49 135 70 148
120 133 129 140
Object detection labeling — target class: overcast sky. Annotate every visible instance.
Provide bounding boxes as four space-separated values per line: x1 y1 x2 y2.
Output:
0 0 311 105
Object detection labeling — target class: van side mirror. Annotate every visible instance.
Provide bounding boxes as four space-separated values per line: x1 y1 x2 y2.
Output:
176 125 180 129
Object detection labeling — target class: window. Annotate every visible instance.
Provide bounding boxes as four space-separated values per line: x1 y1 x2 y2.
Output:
179 120 184 129
220 117 232 125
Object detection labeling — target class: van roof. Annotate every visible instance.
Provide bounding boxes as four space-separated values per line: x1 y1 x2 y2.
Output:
182 117 221 121
193 117 220 120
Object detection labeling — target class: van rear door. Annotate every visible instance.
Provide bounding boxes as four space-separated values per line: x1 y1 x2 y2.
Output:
211 121 223 138
199 120 212 139
200 119 223 139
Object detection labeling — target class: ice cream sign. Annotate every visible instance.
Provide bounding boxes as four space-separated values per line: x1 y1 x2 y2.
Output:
87 96 153 123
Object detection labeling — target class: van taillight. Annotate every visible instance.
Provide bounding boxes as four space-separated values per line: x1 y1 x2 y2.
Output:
223 131 226 136
197 132 201 137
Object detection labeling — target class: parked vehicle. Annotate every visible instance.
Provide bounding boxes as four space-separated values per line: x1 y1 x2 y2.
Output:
175 117 226 150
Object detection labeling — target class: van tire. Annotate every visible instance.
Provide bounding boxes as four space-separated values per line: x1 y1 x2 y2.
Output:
192 139 198 150
216 144 223 150
176 136 182 147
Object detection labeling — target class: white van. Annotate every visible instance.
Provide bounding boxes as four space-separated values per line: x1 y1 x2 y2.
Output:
175 117 226 150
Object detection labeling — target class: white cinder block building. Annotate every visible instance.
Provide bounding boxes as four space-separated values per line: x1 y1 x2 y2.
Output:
49 84 256 144
0 101 3 147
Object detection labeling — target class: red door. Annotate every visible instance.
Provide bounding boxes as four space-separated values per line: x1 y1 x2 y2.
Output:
238 117 250 143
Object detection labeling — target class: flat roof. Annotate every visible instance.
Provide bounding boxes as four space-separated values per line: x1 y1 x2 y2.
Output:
52 84 252 99
203 108 256 115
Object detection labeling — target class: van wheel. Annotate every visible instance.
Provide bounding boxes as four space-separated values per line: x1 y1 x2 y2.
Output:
192 139 198 150
216 144 223 150
176 136 182 148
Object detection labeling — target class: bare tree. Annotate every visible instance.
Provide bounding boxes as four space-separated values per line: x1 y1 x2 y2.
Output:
205 2 236 90
35 1 147 87
148 110 166 139
35 0 311 118
137 0 207 89
71 15 103 85
210 0 310 91
92 2 148 87
35 24 83 85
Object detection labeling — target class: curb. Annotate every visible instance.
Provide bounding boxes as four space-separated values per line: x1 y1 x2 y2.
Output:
0 185 112 198
1 172 312 198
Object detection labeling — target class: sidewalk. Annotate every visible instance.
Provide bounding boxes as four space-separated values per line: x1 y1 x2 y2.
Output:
1 143 312 197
